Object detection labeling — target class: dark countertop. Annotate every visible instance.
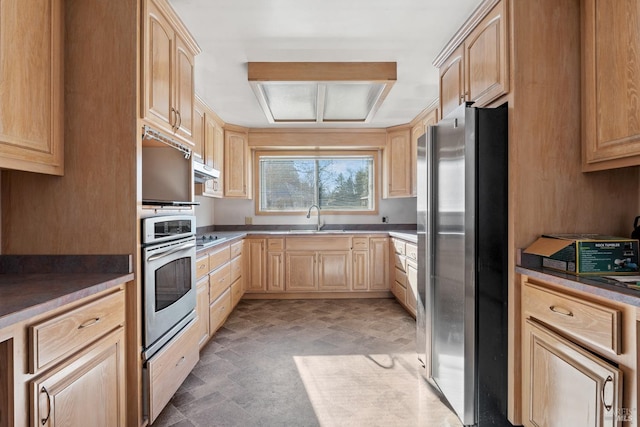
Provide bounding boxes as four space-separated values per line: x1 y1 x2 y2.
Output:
0 255 134 330
516 265 640 308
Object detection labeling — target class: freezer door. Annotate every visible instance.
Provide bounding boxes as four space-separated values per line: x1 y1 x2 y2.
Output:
431 103 476 426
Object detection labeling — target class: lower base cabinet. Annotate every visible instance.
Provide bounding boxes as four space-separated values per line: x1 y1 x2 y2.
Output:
32 327 125 427
523 319 622 427
209 288 231 333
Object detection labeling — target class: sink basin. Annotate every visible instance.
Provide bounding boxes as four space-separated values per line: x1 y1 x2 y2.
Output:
288 229 344 234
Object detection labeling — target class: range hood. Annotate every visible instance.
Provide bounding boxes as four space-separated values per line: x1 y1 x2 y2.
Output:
193 161 220 183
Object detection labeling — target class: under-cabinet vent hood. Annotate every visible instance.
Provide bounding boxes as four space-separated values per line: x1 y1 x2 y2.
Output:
193 161 220 183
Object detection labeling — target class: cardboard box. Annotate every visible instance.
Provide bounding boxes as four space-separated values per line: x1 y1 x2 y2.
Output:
523 234 639 275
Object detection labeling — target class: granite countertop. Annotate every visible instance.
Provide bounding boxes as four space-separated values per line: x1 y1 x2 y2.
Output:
516 265 640 308
0 255 134 330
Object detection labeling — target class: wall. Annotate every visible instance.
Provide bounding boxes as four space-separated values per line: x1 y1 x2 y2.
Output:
211 197 416 226
194 195 216 227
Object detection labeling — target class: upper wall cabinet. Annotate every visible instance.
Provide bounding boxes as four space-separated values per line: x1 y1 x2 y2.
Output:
436 0 509 120
581 0 640 171
224 128 251 199
194 95 224 198
383 128 412 198
142 0 200 146
0 0 63 175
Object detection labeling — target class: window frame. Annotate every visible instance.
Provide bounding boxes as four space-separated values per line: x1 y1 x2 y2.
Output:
254 150 380 216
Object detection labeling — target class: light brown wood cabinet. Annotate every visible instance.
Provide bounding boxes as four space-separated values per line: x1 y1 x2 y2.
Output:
383 128 413 198
192 96 206 161
245 238 267 291
317 252 351 291
195 276 210 349
0 0 64 175
224 129 251 198
267 239 285 292
390 237 416 316
437 0 508 120
142 0 199 144
194 95 224 198
520 277 638 427
581 0 640 171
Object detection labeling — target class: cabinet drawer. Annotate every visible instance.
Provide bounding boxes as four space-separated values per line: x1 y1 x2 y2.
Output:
392 280 407 303
392 239 406 255
196 255 209 279
147 320 199 424
394 267 407 288
29 289 125 374
230 256 242 282
209 263 230 302
209 244 231 271
230 240 243 258
268 238 284 251
231 277 243 308
523 282 621 355
405 243 417 261
394 253 406 272
209 288 231 334
352 237 369 250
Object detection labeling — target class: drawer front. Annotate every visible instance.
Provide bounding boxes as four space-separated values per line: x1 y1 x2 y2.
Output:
523 282 621 355
392 239 406 255
209 245 231 271
352 237 369 250
394 267 407 288
286 236 351 251
209 263 231 302
147 320 199 423
394 253 406 272
196 255 209 279
209 288 232 334
230 256 242 282
231 277 243 308
405 243 417 261
392 280 407 303
30 289 125 374
268 238 284 251
230 241 243 259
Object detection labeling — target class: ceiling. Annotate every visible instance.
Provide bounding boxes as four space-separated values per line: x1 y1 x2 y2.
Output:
168 0 482 129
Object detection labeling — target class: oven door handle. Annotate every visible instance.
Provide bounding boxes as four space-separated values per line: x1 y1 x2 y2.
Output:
147 242 196 262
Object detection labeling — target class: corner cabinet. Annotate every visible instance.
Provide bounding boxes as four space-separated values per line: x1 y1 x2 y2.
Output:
581 0 640 171
0 0 64 175
141 0 200 144
194 96 224 198
224 128 251 198
383 128 412 198
436 0 509 120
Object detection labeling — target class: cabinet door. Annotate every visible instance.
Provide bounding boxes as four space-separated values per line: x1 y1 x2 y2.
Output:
318 251 350 291
224 130 250 198
267 251 285 292
370 237 389 290
174 35 195 142
0 0 63 175
144 0 174 132
32 328 125 427
465 0 508 107
384 129 412 198
286 252 317 291
523 319 622 427
196 276 209 349
405 260 417 316
439 44 465 120
352 250 369 291
192 97 206 161
212 123 225 197
582 0 640 170
245 239 266 292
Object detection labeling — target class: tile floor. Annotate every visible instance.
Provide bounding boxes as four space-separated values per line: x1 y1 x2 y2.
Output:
153 298 462 427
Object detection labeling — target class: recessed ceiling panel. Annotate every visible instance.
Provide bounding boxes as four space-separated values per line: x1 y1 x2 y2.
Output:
323 83 385 121
262 83 317 121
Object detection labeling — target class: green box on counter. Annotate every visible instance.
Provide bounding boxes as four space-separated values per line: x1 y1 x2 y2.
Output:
523 234 639 275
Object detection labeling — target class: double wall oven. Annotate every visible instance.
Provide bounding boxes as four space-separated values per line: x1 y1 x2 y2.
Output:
141 215 197 359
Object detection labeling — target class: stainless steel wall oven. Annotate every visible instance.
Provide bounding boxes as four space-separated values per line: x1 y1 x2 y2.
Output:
141 215 197 359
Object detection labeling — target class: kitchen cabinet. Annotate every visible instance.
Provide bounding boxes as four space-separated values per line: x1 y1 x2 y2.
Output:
370 237 390 291
32 328 125 427
581 0 640 171
383 128 413 198
520 276 638 427
267 239 285 292
390 237 415 316
245 238 267 291
224 128 251 198
0 0 63 175
193 96 206 161
317 252 351 291
352 237 369 291
195 276 210 349
142 0 200 144
195 96 224 198
285 236 352 292
286 252 318 291
437 0 508 120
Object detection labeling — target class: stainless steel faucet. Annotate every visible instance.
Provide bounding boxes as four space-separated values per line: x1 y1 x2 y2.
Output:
306 204 322 231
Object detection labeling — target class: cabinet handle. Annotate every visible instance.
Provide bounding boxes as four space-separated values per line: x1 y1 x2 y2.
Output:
40 386 51 425
78 317 101 329
549 305 573 317
176 356 185 367
176 109 182 129
170 107 177 129
601 375 613 412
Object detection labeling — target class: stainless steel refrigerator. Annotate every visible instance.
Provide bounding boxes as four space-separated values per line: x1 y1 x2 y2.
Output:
417 102 510 427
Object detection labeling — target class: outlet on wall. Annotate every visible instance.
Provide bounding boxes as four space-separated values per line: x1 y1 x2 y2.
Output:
245 216 253 225
382 216 389 223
